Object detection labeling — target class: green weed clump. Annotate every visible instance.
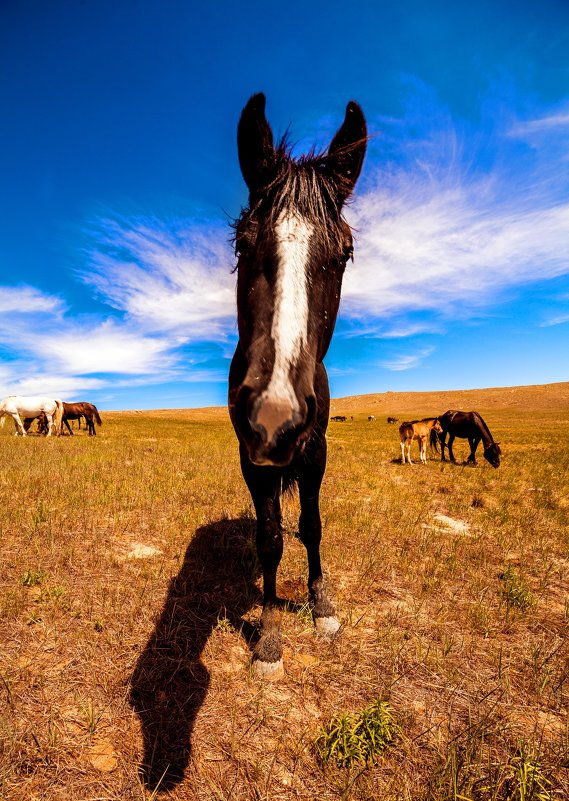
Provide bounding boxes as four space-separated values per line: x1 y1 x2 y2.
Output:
314 699 399 767
505 749 552 801
19 569 46 587
500 565 535 610
435 743 553 801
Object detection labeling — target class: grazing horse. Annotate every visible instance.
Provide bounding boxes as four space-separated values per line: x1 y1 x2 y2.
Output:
23 412 50 435
399 417 442 464
330 415 347 422
0 396 63 436
62 402 102 436
431 410 501 468
228 93 366 678
387 416 398 424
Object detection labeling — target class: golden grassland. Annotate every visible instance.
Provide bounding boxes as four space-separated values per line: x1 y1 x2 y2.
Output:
0 382 568 800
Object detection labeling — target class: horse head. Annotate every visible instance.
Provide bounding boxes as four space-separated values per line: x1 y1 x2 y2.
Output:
484 442 501 468
230 94 366 466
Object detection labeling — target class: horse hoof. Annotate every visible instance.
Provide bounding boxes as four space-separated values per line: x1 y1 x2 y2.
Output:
252 657 284 681
314 615 341 638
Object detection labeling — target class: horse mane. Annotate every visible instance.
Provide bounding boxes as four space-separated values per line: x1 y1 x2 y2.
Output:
472 411 495 445
233 137 356 261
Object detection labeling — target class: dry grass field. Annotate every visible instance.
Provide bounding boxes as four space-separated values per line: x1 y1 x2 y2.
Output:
1 382 568 800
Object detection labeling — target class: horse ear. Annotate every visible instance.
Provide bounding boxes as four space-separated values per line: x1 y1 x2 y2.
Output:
326 101 367 203
237 93 275 192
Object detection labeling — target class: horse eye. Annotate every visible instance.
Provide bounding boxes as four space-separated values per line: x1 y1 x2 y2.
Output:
235 233 252 257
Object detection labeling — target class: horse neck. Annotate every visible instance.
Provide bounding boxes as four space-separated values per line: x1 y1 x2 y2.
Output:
474 413 494 447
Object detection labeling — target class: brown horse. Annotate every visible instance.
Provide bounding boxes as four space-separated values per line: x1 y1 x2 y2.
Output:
62 402 102 436
399 417 442 464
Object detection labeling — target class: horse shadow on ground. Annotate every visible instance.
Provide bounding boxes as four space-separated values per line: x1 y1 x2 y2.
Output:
129 516 261 793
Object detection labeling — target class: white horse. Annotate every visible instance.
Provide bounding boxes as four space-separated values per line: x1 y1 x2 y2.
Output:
0 396 64 436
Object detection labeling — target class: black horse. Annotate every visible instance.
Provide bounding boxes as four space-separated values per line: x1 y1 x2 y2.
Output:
228 93 367 678
431 410 501 468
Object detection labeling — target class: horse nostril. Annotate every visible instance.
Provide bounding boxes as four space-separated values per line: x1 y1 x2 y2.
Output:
250 396 295 445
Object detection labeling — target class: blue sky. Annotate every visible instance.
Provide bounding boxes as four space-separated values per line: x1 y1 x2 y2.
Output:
1 0 568 409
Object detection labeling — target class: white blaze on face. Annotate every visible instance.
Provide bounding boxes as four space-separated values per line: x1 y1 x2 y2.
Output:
264 211 312 410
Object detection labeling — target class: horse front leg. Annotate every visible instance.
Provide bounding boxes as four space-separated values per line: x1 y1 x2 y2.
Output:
43 413 55 436
13 413 26 436
439 432 447 461
240 449 284 679
448 435 457 463
298 454 340 637
467 437 480 464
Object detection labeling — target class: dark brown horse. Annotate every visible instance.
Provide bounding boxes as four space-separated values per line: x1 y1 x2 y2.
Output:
228 93 366 678
23 412 49 435
431 410 501 468
62 402 102 436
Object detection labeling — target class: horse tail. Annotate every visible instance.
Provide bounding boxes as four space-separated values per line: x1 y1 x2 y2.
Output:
93 406 102 426
53 400 64 435
429 427 439 452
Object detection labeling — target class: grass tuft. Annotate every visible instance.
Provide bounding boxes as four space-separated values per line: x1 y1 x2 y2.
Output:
505 749 552 801
500 565 535 610
314 699 399 767
19 568 46 586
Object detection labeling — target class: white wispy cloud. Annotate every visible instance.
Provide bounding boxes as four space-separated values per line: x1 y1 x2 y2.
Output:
37 319 176 376
82 216 236 337
0 300 224 400
542 314 569 327
509 106 569 137
2 372 106 398
0 285 65 315
342 100 569 320
380 347 436 372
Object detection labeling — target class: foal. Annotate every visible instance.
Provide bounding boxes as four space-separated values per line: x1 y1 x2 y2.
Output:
399 418 442 464
229 93 366 678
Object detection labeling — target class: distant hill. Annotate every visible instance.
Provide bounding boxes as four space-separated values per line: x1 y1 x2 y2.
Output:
330 381 569 417
109 382 569 420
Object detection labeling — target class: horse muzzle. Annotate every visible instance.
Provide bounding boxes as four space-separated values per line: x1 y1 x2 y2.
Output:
233 385 316 466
